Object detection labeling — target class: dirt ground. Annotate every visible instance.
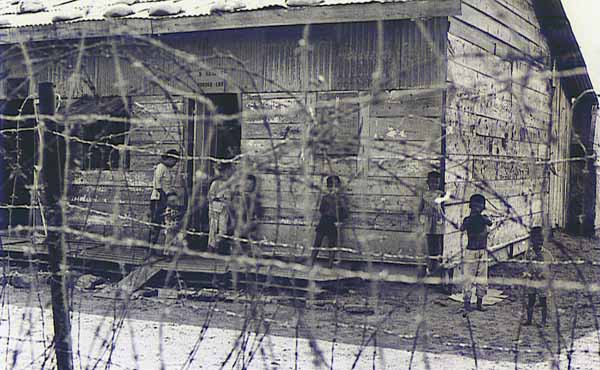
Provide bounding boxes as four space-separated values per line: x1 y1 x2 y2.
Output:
3 232 600 367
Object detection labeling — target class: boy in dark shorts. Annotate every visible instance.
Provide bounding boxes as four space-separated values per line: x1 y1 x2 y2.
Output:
460 194 493 312
310 175 349 268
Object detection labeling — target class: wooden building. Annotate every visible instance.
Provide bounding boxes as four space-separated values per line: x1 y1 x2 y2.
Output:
0 0 597 277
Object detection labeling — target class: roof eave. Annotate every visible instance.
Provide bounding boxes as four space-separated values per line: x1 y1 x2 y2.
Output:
0 0 462 46
534 0 597 103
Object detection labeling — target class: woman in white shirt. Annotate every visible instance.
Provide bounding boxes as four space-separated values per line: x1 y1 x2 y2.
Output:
148 149 179 247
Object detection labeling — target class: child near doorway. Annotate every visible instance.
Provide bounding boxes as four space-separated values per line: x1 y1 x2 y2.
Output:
309 175 349 268
418 171 446 280
231 174 263 256
208 163 233 254
148 149 179 248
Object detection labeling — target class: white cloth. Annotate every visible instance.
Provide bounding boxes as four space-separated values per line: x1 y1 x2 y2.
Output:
208 179 229 248
150 163 170 200
419 190 445 235
462 249 488 300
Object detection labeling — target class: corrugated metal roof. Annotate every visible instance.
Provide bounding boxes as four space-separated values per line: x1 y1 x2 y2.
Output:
0 0 406 28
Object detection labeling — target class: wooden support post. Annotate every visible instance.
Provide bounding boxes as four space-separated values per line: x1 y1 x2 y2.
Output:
38 82 74 370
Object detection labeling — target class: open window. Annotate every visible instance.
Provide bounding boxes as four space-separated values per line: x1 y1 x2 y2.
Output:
62 97 130 170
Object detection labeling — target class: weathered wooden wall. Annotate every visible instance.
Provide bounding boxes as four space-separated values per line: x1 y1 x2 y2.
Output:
2 19 448 263
444 0 571 266
69 97 186 243
236 19 448 262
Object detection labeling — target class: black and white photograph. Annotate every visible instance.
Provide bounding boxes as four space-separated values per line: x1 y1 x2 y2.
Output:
0 0 599 368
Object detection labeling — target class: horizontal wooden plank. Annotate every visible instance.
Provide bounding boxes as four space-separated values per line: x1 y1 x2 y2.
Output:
445 178 542 200
256 174 426 197
128 153 186 171
249 156 359 176
445 155 546 182
368 157 440 179
446 108 550 144
242 93 308 125
129 129 183 145
259 190 420 214
255 224 423 261
370 139 441 158
71 176 429 210
455 2 545 57
71 169 186 188
259 207 418 233
447 33 549 95
449 17 548 68
462 0 546 51
369 116 442 142
370 88 444 118
495 0 538 26
445 158 548 184
150 1 462 40
242 122 303 140
446 76 513 124
70 185 150 205
445 132 548 158
241 139 302 157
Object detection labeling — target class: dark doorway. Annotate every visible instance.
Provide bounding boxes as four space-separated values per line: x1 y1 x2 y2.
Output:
566 143 586 234
0 98 36 230
566 97 597 237
185 94 241 250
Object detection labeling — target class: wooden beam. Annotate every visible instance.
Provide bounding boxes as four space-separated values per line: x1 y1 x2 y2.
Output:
0 1 461 45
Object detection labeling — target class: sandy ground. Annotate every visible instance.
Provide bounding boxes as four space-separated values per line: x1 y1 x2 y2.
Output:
0 233 599 369
1 303 599 369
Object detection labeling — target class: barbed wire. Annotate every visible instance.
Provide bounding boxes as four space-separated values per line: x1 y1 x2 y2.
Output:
0 7 598 370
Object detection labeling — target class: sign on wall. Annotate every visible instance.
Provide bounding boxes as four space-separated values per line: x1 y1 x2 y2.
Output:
197 69 227 93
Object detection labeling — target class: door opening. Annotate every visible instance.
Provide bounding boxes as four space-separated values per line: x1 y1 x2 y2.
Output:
185 94 241 250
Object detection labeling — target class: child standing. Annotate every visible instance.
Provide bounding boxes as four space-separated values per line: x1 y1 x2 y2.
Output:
207 163 233 254
418 171 445 278
310 175 349 268
524 226 552 327
460 194 493 312
230 174 263 255
148 149 179 246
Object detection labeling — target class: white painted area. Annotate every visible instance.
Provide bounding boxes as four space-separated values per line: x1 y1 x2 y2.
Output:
1 304 600 369
562 0 600 92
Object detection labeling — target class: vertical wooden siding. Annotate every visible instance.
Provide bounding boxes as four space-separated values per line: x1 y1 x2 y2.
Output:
239 19 448 262
4 18 447 262
69 97 186 243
